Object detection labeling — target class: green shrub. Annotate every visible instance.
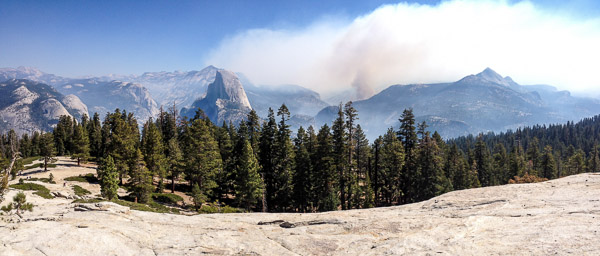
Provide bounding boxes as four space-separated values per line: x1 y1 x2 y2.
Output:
198 202 245 214
72 185 91 197
28 177 56 184
151 193 183 204
64 173 98 183
9 183 54 199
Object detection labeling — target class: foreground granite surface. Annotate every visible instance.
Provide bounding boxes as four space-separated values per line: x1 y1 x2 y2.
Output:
2 172 600 255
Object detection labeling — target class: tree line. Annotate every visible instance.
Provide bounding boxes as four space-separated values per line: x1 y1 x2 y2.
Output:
1 103 599 212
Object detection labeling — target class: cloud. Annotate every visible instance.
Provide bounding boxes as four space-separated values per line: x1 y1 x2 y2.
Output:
204 0 600 99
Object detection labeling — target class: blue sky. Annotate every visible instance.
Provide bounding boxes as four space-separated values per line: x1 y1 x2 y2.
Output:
1 0 600 97
0 0 431 76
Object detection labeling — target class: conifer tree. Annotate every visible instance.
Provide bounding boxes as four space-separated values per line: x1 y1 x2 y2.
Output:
292 127 312 212
98 155 119 200
398 109 418 203
181 117 222 203
380 128 404 205
492 143 509 184
129 149 153 203
234 139 263 211
141 118 166 191
166 138 183 193
258 108 278 212
313 124 339 211
39 132 56 172
332 104 347 209
354 124 370 208
246 110 261 155
272 104 294 211
87 113 103 158
71 122 90 166
474 136 494 186
540 145 557 179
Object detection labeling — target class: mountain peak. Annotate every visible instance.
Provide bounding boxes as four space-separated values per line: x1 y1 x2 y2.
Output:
206 70 252 109
471 67 514 87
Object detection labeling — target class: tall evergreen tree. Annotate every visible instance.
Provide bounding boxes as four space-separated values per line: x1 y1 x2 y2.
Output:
332 104 348 209
292 127 312 212
98 155 119 200
71 122 90 166
181 117 222 204
272 104 294 211
141 118 166 191
39 132 56 172
540 145 557 179
258 108 278 212
313 124 339 211
234 139 263 211
398 109 418 203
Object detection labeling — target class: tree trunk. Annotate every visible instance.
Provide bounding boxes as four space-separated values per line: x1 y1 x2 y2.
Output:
171 174 176 193
44 157 48 172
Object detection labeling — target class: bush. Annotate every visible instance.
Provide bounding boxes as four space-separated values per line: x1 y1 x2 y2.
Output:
64 173 98 183
198 202 245 214
9 183 54 199
28 176 57 184
72 185 91 197
508 172 548 184
151 193 183 204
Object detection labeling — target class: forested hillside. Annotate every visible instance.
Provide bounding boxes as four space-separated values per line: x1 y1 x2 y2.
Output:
1 104 599 212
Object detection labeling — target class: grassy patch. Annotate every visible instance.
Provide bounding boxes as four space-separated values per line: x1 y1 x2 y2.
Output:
198 202 245 214
9 183 54 199
151 193 183 204
72 185 91 197
64 173 98 183
73 198 180 214
28 177 56 184
21 156 41 165
24 163 57 170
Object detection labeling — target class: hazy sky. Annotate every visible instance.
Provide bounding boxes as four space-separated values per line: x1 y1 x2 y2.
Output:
2 0 600 97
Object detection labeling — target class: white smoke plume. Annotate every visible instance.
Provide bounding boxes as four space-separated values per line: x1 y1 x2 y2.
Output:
205 0 600 99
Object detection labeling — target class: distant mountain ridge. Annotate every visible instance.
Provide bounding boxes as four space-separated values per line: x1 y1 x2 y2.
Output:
0 79 88 134
316 68 600 139
0 67 160 124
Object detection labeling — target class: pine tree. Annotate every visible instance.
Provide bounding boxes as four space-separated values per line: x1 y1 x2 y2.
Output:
53 115 74 155
380 128 404 205
272 104 294 211
141 118 166 192
166 138 183 193
398 109 418 203
292 127 312 212
417 132 451 200
540 145 557 179
313 124 339 211
354 124 370 208
39 132 56 172
258 108 278 212
129 149 153 203
344 101 358 209
492 143 509 184
332 104 347 209
88 113 103 158
234 139 263 211
98 155 119 200
181 117 222 203
71 122 90 166
474 136 494 186
246 110 261 155
445 144 468 190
